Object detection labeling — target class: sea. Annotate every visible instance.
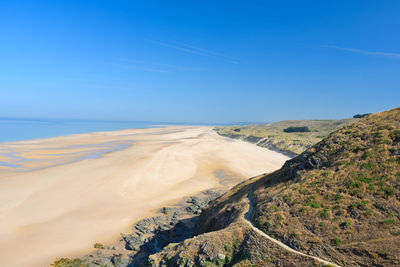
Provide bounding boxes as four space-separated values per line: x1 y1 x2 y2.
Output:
0 118 234 143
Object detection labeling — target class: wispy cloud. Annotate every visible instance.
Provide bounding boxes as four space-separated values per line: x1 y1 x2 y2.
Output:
112 59 205 73
174 41 239 64
323 45 400 59
118 59 176 68
111 62 169 73
147 39 239 64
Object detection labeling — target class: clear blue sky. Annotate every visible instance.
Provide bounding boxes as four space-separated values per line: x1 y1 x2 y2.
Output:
1 1 399 123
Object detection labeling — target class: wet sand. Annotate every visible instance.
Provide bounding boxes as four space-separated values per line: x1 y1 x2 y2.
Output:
0 126 289 267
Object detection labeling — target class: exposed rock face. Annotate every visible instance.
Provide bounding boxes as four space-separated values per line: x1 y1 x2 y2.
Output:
256 138 299 158
150 107 400 267
51 190 222 267
219 133 298 158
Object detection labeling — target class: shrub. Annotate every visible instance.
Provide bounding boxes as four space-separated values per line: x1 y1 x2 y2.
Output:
362 151 371 159
353 113 371 118
359 200 368 208
335 194 343 201
306 201 321 208
51 258 84 267
347 180 361 188
270 206 280 211
382 219 396 225
360 161 376 169
232 239 240 249
349 201 368 210
384 187 394 197
94 243 104 249
321 207 330 219
224 244 232 253
283 126 311 133
332 237 342 246
357 173 373 183
179 257 189 266
364 208 373 216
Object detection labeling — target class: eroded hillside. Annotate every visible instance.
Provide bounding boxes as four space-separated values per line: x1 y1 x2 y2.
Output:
151 107 400 266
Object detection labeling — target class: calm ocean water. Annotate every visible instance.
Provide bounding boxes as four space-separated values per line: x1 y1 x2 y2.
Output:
0 118 240 143
0 118 164 143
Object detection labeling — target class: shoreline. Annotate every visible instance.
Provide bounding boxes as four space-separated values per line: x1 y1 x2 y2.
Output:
0 118 166 144
0 126 174 173
0 126 289 267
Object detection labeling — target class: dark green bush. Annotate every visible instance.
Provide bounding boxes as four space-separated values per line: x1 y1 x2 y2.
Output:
283 126 311 133
332 237 342 246
353 113 371 118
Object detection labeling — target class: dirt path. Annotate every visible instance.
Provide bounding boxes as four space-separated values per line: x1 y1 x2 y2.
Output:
245 188 341 267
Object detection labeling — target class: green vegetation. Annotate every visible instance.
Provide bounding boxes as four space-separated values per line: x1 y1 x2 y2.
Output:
93 242 104 249
232 238 240 250
264 221 272 229
51 258 84 267
270 205 280 211
283 126 311 133
215 119 354 156
179 257 189 266
201 258 226 266
349 200 368 210
321 207 330 219
246 107 400 265
362 151 371 159
382 219 396 225
332 237 342 246
353 113 371 118
306 201 321 208
335 194 344 201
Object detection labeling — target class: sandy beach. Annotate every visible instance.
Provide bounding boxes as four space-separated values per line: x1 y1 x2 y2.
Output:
0 126 289 267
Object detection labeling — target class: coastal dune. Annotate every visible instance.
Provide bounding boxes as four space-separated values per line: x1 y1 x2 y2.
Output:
0 126 289 267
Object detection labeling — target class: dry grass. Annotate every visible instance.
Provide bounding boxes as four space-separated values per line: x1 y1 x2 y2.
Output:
215 119 354 156
153 107 400 266
250 107 400 266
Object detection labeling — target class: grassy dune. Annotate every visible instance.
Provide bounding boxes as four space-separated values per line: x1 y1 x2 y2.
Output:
215 119 354 157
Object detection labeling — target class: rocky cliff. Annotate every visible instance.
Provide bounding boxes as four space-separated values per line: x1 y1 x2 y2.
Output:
151 107 400 266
